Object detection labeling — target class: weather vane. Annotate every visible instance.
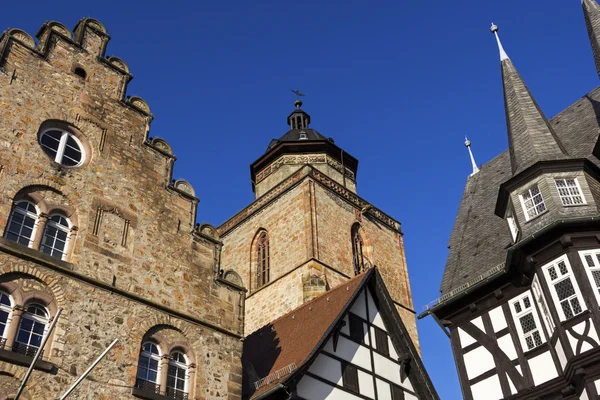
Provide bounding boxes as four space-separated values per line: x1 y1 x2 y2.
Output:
291 89 305 99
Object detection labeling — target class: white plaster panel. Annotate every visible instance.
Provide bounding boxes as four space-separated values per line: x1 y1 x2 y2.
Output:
472 316 485 331
376 379 391 400
497 334 517 360
297 375 364 400
528 352 558 385
350 290 367 320
463 345 495 380
405 394 418 400
400 374 414 392
571 320 599 354
358 370 374 399
388 336 398 359
580 388 590 400
595 379 600 394
471 375 502 400
555 341 567 371
373 352 401 384
340 315 350 336
489 306 507 332
458 327 476 348
507 373 516 395
366 289 385 329
323 336 371 371
307 354 342 386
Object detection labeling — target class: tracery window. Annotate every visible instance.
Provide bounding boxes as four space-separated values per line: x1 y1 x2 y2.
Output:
543 256 585 321
135 342 162 394
5 201 38 247
256 232 270 288
510 292 545 351
15 304 49 357
40 214 70 260
167 351 188 399
39 129 85 167
351 223 365 275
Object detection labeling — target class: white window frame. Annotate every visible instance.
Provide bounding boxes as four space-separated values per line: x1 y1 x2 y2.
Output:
40 214 71 261
510 291 546 351
579 249 600 305
39 128 85 167
0 292 13 342
137 342 162 386
167 351 189 396
15 303 49 355
554 178 586 206
531 274 555 336
519 184 547 221
506 208 519 242
5 201 39 248
542 255 586 321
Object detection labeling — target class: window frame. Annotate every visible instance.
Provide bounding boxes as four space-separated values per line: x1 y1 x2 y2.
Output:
5 201 39 248
40 214 71 260
542 255 586 321
374 326 390 356
39 128 85 167
579 249 600 305
348 313 364 344
341 361 359 394
0 292 13 342
554 178 586 207
519 184 547 221
15 303 49 356
509 291 546 351
167 350 189 397
136 342 162 391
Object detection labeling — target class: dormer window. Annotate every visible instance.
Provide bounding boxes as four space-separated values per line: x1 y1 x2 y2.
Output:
555 178 585 206
520 185 546 220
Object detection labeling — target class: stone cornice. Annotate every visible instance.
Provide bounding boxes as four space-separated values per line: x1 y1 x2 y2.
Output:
255 153 356 184
217 166 402 236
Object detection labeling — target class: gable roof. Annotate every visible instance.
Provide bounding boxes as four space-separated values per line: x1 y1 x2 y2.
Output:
440 86 600 296
243 268 439 399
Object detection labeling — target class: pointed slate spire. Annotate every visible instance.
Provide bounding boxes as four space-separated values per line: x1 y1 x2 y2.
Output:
583 0 600 79
464 137 479 176
491 24 568 175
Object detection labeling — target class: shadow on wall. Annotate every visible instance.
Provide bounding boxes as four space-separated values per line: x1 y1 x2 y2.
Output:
242 324 281 398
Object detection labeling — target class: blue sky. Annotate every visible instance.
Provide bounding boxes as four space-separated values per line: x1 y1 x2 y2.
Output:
3 1 599 398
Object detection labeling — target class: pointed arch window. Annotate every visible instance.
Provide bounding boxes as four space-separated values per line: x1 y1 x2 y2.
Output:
14 304 48 357
135 342 161 394
256 232 270 288
5 201 38 247
351 223 365 275
40 214 70 260
167 351 189 399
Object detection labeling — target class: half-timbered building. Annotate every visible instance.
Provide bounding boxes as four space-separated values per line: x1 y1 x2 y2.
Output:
419 2 600 399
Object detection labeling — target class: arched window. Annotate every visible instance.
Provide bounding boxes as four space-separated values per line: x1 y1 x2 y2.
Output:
39 129 85 167
0 292 12 346
135 342 161 394
40 214 70 260
14 303 48 357
351 223 365 275
167 351 188 399
5 201 38 247
256 232 270 288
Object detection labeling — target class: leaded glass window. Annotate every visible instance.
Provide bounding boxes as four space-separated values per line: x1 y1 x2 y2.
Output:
510 292 545 351
521 185 546 220
39 129 84 167
544 256 585 321
40 215 70 260
580 250 600 304
555 179 585 206
5 201 38 247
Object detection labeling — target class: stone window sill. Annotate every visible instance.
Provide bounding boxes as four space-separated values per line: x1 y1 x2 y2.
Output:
0 347 55 373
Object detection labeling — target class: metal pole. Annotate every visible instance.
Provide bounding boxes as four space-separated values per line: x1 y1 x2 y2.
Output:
59 338 119 400
14 307 63 400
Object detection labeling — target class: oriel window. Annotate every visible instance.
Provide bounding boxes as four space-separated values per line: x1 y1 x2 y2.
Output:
256 232 270 288
351 223 365 275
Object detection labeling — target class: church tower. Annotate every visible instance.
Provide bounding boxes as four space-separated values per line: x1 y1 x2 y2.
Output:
420 9 600 400
217 99 419 348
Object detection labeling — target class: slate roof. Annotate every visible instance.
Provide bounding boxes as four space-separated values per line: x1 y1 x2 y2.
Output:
243 270 371 399
583 0 600 79
266 128 330 151
440 86 600 295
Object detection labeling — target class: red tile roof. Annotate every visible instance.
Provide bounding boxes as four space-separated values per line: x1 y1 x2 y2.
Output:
243 270 372 399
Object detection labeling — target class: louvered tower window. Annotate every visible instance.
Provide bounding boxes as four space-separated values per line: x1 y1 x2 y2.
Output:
256 232 270 288
351 223 365 275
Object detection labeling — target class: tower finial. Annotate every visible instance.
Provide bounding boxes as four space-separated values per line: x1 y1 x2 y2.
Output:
490 23 509 61
464 136 479 176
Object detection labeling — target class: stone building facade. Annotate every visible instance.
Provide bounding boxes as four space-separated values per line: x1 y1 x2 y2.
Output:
0 19 244 399
0 15 422 400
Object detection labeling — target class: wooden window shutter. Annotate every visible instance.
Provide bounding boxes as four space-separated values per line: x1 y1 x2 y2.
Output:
341 362 359 394
391 384 405 400
375 327 389 356
349 314 364 343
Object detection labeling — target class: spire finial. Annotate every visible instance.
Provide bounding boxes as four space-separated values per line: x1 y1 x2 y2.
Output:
490 23 509 61
464 136 479 176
